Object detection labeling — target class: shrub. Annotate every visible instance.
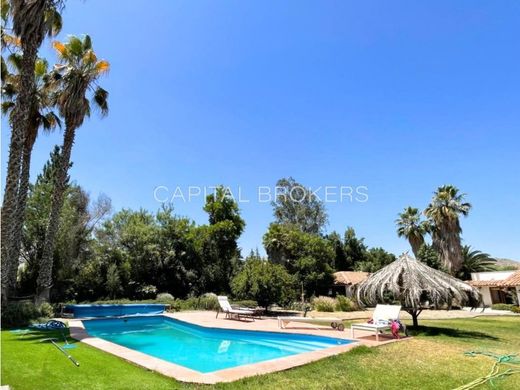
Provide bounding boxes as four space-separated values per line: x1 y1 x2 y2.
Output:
231 300 258 309
136 285 157 299
312 296 336 312
178 295 220 311
1 302 45 328
156 293 174 302
335 295 358 312
38 302 55 318
511 306 520 314
491 303 515 311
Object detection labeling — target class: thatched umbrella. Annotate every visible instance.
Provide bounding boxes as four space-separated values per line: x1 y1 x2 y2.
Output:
356 253 481 326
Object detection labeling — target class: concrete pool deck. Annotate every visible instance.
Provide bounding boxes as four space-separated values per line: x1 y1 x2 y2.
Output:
67 311 405 384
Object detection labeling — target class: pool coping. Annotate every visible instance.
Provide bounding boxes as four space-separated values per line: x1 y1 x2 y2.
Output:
68 314 395 384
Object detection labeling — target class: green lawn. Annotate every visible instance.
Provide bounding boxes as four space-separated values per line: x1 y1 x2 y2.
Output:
2 316 520 390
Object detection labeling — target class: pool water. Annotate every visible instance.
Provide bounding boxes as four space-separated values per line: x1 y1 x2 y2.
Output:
83 316 354 373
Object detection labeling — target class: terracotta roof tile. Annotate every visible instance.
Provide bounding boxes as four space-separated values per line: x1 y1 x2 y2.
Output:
503 270 520 287
333 271 369 286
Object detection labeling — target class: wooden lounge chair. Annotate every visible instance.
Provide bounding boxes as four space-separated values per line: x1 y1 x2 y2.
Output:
277 316 345 331
350 304 401 341
216 296 255 321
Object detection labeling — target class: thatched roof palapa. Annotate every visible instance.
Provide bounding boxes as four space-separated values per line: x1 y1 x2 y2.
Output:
356 253 481 326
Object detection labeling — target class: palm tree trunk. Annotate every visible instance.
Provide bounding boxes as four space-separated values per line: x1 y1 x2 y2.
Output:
409 236 425 258
1 39 39 303
36 125 76 304
8 128 39 297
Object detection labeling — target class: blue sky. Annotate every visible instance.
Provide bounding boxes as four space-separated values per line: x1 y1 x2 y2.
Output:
2 0 519 259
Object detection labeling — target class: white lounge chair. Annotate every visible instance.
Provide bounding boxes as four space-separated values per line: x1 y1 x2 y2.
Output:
216 296 255 321
277 316 345 331
350 304 401 341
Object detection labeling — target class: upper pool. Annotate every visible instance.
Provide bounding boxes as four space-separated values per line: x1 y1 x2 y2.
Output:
65 304 167 318
83 316 355 373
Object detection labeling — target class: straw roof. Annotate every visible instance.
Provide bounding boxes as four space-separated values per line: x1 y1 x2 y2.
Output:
333 271 369 286
357 253 481 310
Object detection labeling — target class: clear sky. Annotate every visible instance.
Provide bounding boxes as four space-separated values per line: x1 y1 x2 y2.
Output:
2 0 519 259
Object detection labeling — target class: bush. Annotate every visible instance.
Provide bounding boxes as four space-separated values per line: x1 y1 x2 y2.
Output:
491 303 515 311
511 306 520 313
335 295 358 312
136 285 157 299
312 296 336 312
156 293 174 301
177 295 220 311
1 302 51 328
231 300 258 309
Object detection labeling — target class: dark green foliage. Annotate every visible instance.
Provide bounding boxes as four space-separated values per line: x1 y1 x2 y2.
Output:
458 246 496 280
263 223 334 297
271 177 328 234
231 254 296 310
0 301 53 328
354 247 396 272
490 303 517 311
417 244 442 270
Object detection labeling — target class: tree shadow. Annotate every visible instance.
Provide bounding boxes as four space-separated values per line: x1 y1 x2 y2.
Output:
8 328 79 345
409 325 499 341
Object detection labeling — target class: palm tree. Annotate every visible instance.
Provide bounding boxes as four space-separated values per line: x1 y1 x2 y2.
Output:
1 0 62 302
395 206 429 257
36 35 109 303
458 246 496 281
424 185 471 275
2 54 61 294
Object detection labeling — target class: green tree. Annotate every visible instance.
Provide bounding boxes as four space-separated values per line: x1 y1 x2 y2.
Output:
424 185 471 275
458 246 496 280
416 243 442 270
354 247 396 272
396 206 429 258
37 35 110 303
343 227 368 269
263 223 334 297
105 264 121 299
271 177 328 234
231 256 296 311
1 0 61 302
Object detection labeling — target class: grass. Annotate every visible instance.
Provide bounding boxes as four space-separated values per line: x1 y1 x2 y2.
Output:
2 316 520 389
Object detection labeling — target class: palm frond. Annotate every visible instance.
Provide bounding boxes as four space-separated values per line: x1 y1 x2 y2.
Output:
357 253 481 309
53 41 69 60
1 100 15 115
95 60 110 75
92 86 109 116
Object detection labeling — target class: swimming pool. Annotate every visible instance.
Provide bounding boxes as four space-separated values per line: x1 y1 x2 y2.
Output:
64 304 167 318
83 316 355 373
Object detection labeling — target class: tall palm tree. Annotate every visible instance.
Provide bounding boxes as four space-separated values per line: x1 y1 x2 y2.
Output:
1 0 62 302
424 185 471 275
2 53 61 294
458 246 496 281
36 35 109 303
395 206 429 257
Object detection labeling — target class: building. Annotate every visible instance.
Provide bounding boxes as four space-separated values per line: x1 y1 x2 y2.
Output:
332 271 369 297
468 270 520 306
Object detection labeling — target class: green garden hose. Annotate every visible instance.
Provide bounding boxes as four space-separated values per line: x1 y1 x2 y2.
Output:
453 351 520 390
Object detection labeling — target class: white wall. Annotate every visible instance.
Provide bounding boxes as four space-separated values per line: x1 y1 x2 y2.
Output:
471 271 515 281
478 287 493 306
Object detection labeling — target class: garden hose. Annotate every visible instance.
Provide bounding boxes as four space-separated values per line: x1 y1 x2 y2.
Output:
452 351 520 390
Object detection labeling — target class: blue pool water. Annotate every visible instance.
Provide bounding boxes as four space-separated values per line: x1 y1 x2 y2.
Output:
83 316 354 373
65 304 167 318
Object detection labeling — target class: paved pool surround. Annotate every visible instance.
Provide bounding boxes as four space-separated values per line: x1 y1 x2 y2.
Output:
68 311 404 384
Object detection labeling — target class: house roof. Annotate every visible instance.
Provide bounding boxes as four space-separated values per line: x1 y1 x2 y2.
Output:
503 271 520 287
468 270 520 288
333 271 369 286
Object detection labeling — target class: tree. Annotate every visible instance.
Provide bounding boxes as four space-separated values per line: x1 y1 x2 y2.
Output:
37 35 109 303
105 264 121 299
2 54 61 296
458 246 496 281
231 256 296 311
416 244 442 270
395 206 429 257
354 247 396 273
343 227 368 269
202 186 245 293
271 177 328 234
424 185 471 275
1 0 62 302
263 223 334 297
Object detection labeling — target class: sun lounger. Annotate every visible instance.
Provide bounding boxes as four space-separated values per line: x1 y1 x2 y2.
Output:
277 316 345 331
350 304 401 341
216 296 255 321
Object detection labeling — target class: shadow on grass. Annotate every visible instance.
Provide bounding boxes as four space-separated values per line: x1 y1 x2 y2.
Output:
7 328 79 345
408 325 499 341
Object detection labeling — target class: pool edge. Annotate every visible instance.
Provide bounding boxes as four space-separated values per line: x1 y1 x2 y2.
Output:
68 315 363 384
